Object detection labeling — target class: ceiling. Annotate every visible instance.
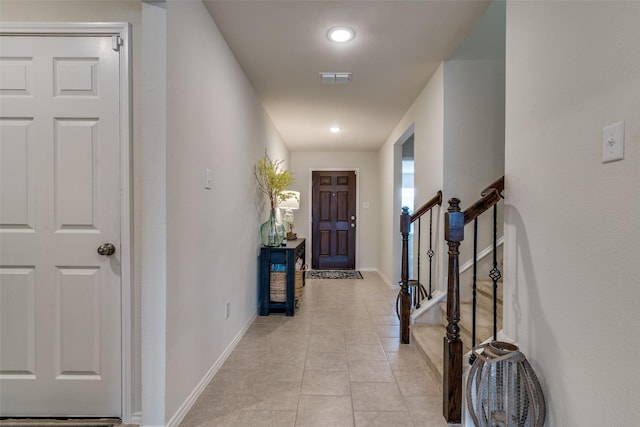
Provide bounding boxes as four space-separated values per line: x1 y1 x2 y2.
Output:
203 0 491 152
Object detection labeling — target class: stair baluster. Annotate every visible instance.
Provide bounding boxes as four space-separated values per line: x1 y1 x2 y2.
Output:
490 203 502 340
399 207 411 344
442 176 504 423
443 198 464 424
397 191 442 344
470 218 478 365
428 209 434 300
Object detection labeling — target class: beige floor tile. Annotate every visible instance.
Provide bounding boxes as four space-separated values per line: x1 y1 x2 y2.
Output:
180 393 254 427
380 337 402 352
350 382 407 411
347 360 395 383
244 322 282 338
301 370 350 395
242 383 300 411
344 329 380 345
387 347 429 370
312 314 345 327
309 324 345 336
305 351 348 370
254 315 286 324
206 369 266 395
233 335 272 352
279 319 313 332
254 367 305 384
232 410 296 427
221 349 268 370
308 333 346 352
405 396 451 427
346 343 387 361
269 331 310 349
295 395 354 427
375 324 401 338
354 411 415 426
370 315 400 326
177 274 447 426
343 318 375 330
393 369 440 397
262 348 307 370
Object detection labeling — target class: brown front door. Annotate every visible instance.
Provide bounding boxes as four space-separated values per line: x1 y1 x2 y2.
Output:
311 171 357 269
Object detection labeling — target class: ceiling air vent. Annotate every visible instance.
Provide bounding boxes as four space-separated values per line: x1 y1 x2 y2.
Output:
320 72 352 84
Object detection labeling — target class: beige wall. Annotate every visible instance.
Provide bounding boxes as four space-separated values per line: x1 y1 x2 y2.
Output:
505 1 640 424
289 151 379 271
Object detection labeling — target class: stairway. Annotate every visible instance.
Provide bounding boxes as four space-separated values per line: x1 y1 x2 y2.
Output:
411 279 502 386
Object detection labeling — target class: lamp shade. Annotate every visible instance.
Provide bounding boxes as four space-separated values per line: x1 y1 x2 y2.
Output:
279 191 300 210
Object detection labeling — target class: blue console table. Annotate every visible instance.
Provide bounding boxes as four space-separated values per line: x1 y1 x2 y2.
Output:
259 238 305 316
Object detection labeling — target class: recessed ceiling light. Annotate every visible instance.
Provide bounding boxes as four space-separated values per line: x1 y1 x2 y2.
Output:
329 127 342 133
327 26 355 43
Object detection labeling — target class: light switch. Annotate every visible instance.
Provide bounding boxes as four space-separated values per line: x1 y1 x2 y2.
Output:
362 202 370 209
204 168 212 190
602 122 624 163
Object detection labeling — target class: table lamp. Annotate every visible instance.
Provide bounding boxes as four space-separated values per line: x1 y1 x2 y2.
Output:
279 191 300 240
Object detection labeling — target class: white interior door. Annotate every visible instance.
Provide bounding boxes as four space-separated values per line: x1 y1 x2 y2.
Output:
0 35 122 416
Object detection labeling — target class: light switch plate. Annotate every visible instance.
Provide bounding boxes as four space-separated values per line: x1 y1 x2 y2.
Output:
204 168 213 190
602 122 624 163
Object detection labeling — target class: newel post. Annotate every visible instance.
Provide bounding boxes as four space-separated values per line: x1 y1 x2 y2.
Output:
399 206 411 344
443 198 464 423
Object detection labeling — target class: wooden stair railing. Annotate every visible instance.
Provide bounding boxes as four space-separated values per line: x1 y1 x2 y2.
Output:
398 191 442 344
443 176 504 424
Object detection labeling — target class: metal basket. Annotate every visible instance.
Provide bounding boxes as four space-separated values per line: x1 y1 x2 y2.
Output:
467 341 546 427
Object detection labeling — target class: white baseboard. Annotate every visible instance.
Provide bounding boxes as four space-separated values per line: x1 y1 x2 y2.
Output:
372 269 397 289
128 412 142 426
165 311 258 427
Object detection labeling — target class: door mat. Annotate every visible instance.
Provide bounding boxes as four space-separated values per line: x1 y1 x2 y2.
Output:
305 270 363 279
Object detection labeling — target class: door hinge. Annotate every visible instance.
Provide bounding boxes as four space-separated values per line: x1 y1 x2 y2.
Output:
112 35 123 52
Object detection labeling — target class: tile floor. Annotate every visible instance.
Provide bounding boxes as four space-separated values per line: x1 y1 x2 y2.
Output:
179 272 451 427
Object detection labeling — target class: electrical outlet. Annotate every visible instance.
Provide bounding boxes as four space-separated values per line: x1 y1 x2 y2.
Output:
225 301 230 319
602 122 624 163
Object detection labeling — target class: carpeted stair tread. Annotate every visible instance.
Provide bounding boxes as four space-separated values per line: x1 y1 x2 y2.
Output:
476 279 503 317
438 301 501 349
411 323 445 386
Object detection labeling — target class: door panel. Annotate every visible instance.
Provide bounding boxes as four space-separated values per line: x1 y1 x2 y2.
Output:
0 267 36 377
0 35 121 417
0 119 34 230
311 171 356 269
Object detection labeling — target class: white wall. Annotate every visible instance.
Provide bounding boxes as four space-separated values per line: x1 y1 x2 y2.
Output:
377 65 445 287
504 1 640 425
443 0 505 209
376 1 504 292
289 151 379 271
165 0 288 423
442 0 505 299
0 1 290 424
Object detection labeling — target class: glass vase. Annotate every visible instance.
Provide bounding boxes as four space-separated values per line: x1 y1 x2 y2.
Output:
261 209 285 247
